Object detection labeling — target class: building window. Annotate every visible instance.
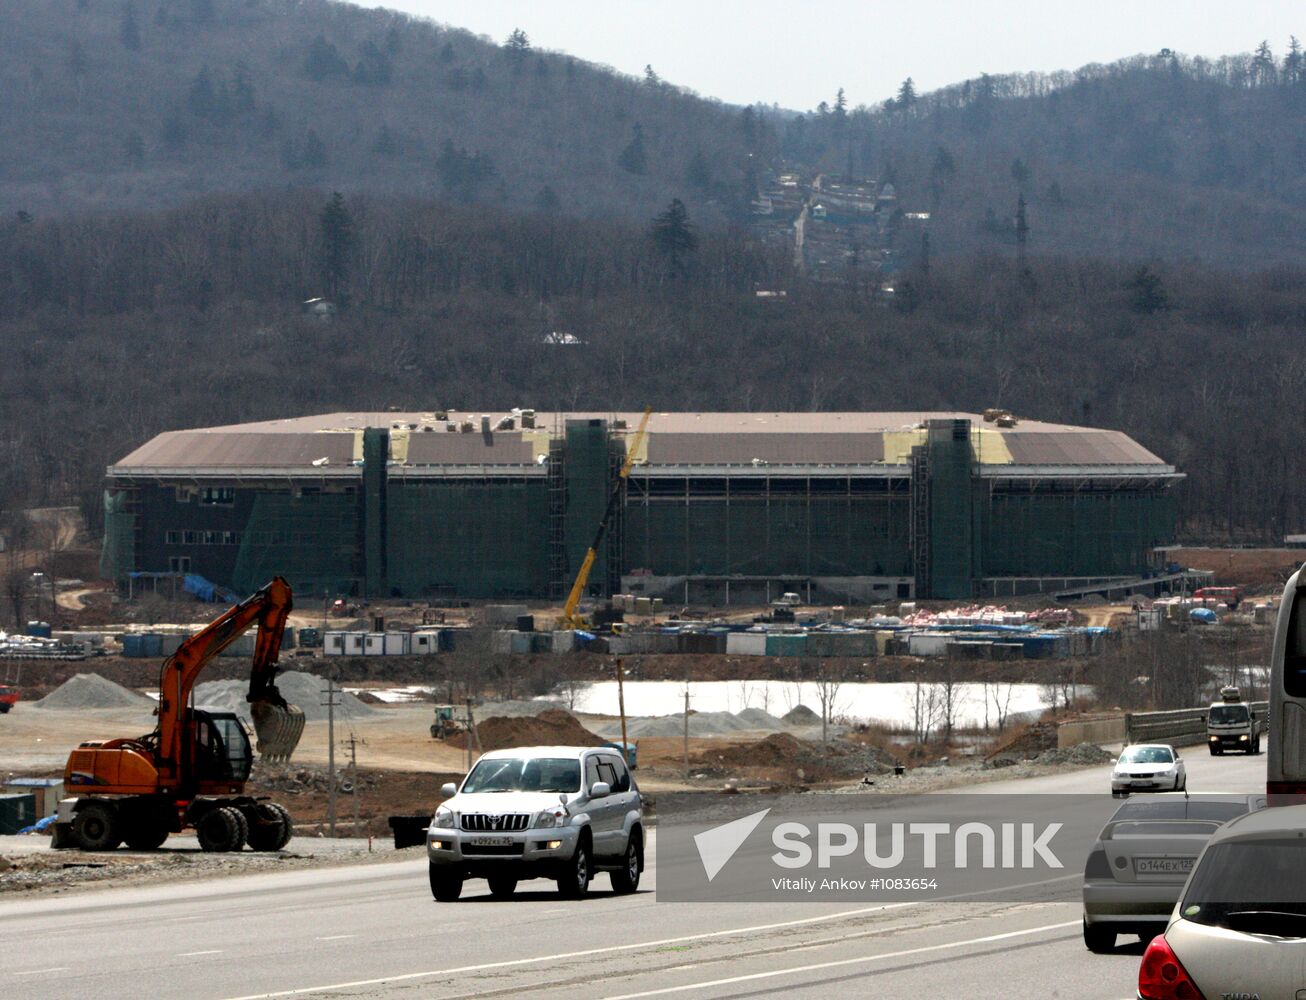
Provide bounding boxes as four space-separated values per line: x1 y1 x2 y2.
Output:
169 556 191 573
200 487 235 506
165 530 181 545
224 531 242 545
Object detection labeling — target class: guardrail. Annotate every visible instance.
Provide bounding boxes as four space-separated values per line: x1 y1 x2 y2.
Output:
1126 702 1268 747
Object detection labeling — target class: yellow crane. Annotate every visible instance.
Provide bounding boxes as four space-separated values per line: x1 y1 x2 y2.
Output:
559 407 653 629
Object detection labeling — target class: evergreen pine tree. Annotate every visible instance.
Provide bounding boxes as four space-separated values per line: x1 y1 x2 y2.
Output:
618 123 648 175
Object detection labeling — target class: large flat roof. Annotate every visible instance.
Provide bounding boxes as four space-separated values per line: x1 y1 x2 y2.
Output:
108 410 1174 476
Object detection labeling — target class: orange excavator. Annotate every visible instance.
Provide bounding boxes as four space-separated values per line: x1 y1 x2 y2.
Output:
52 577 306 852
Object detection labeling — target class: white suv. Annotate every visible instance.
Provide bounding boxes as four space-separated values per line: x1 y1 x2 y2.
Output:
427 745 645 901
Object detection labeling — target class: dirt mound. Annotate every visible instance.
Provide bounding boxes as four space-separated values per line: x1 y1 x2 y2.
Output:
450 709 606 752
986 722 1056 761
693 732 899 782
32 673 151 709
194 671 376 723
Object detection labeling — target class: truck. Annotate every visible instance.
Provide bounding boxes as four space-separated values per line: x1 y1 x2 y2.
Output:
1193 586 1243 610
1206 686 1262 756
51 577 305 852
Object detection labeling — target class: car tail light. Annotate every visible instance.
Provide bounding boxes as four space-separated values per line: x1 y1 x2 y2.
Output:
1083 849 1112 879
1138 935 1204 1000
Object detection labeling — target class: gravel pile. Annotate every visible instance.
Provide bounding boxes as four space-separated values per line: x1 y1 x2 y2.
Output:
32 673 152 710
194 671 377 723
781 705 821 725
1033 743 1116 766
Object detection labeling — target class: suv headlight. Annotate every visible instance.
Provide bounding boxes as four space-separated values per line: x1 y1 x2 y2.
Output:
534 809 568 829
433 806 457 829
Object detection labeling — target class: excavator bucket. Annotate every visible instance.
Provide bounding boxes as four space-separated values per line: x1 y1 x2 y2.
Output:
250 699 306 763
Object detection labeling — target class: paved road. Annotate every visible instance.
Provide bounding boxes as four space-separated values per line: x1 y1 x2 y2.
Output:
0 748 1263 1000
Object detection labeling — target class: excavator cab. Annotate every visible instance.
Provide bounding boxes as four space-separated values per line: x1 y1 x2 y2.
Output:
193 711 253 784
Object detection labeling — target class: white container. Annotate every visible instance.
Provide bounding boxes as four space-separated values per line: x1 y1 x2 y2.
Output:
908 633 948 657
324 631 348 656
411 631 439 654
726 631 768 655
363 633 386 656
384 632 410 656
552 631 576 654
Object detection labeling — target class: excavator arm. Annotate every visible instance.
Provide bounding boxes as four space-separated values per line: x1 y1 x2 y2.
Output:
156 576 304 774
560 408 653 628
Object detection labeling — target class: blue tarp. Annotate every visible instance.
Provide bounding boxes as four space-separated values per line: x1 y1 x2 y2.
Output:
1189 608 1218 623
183 574 239 604
17 815 55 835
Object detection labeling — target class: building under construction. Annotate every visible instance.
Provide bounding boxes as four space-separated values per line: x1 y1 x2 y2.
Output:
101 410 1180 604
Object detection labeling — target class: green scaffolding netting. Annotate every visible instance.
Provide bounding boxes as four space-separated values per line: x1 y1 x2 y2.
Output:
100 489 136 581
231 492 361 597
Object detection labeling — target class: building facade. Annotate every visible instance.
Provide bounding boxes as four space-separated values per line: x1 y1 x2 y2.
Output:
102 410 1180 604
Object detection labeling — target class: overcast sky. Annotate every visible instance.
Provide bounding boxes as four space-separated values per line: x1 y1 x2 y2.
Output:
353 1 1304 109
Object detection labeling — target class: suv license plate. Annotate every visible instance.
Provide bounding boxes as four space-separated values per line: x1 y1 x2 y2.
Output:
469 836 513 847
1136 857 1193 875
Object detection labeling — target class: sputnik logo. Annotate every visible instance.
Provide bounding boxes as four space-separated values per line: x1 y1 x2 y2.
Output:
693 808 771 881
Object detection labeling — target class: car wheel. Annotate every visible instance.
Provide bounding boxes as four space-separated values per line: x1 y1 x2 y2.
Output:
610 834 642 894
488 875 518 898
557 839 591 899
1251 738 1261 755
1082 918 1115 954
1214 745 1224 756
429 862 463 902
1208 745 1218 756
1178 773 1186 791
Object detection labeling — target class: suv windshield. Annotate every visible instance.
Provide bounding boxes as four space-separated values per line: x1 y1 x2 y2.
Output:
1182 840 1306 932
462 757 581 794
1120 747 1174 764
1209 705 1250 725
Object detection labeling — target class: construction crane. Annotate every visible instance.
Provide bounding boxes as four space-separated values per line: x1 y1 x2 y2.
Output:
559 407 653 629
52 578 305 852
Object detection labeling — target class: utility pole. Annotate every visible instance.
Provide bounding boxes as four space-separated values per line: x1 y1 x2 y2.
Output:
345 733 364 835
323 676 340 837
682 658 690 779
616 657 629 757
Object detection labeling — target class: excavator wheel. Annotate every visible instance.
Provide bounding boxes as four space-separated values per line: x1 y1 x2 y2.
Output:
245 802 293 852
72 801 122 852
251 700 307 763
197 805 249 852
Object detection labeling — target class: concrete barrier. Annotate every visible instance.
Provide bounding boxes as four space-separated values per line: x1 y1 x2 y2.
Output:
1057 716 1127 748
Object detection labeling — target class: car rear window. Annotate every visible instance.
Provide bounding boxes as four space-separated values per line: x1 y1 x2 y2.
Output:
1111 800 1248 822
1182 839 1306 927
1109 821 1222 837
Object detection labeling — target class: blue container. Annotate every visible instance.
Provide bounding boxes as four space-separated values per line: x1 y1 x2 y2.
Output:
25 621 52 638
141 634 164 658
122 634 145 658
765 633 808 657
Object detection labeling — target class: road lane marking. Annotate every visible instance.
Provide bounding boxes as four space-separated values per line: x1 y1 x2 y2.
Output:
224 869 1086 1000
223 902 923 999
14 968 69 975
178 950 224 957
599 920 1081 999
315 935 356 941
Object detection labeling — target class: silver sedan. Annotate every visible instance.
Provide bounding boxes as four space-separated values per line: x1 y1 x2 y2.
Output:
1110 743 1186 796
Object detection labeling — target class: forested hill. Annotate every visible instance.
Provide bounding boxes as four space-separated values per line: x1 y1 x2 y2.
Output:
0 0 759 220
8 2 1306 265
783 45 1306 266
